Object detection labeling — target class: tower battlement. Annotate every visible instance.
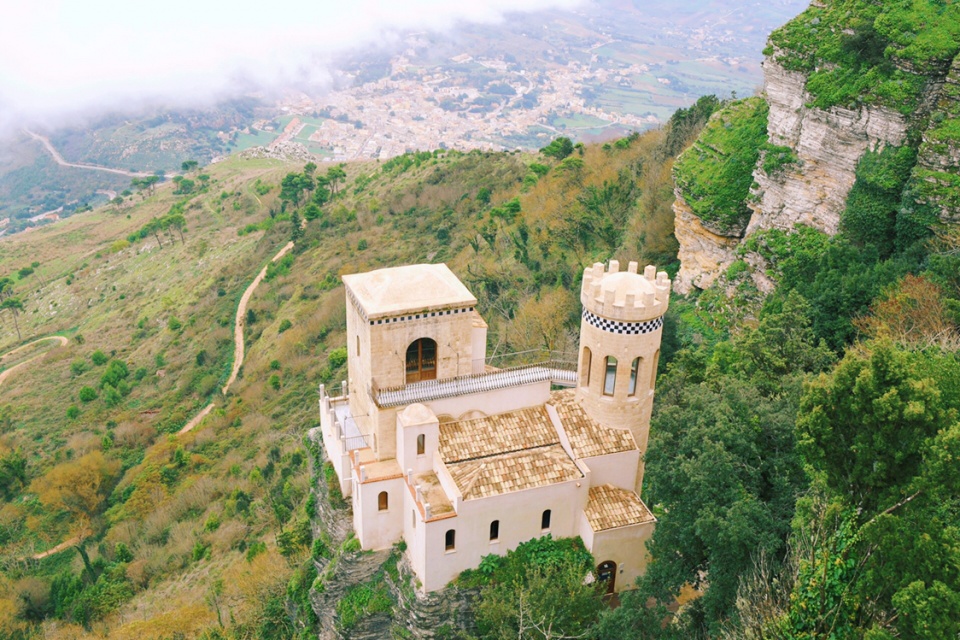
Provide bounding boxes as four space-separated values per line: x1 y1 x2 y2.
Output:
580 261 671 323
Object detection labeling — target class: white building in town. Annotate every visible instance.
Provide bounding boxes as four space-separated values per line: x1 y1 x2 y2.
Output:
318 260 670 593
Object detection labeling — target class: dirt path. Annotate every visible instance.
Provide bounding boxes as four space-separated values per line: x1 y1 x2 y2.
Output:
0 336 69 386
177 402 215 435
177 242 295 436
24 129 166 179
222 241 295 394
30 533 86 561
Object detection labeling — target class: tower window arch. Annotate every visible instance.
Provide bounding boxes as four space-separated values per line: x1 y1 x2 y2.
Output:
629 357 640 396
490 520 500 541
581 347 592 388
603 357 617 396
541 509 552 531
445 529 456 551
406 338 437 383
378 491 388 511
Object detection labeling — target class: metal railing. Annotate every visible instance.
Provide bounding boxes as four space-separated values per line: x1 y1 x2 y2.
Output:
375 359 577 408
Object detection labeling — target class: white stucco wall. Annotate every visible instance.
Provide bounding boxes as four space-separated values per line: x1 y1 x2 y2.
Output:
581 451 640 490
587 521 656 593
353 474 405 550
413 478 590 592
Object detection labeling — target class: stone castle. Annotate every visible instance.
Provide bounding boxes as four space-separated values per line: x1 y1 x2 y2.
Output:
319 260 670 593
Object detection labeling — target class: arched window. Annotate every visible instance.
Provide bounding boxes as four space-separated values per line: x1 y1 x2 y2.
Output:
490 520 500 541
378 491 388 511
651 350 660 390
406 338 438 383
445 529 456 551
580 347 592 388
629 357 640 396
603 357 617 396
541 509 551 531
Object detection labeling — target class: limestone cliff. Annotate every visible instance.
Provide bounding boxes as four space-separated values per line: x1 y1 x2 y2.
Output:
747 58 910 237
673 1 960 294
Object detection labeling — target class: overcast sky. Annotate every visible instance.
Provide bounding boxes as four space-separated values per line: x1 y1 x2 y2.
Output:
0 0 582 131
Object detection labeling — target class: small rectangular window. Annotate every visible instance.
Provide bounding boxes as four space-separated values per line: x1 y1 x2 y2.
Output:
417 434 425 456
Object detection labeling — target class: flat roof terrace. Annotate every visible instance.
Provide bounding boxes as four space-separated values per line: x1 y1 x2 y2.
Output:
343 263 477 321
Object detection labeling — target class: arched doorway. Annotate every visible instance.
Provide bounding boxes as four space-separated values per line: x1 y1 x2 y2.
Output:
406 338 437 383
597 560 617 595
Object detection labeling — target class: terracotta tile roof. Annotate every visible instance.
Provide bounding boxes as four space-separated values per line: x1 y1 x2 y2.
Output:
439 406 558 463
549 390 636 459
447 445 582 499
584 484 655 531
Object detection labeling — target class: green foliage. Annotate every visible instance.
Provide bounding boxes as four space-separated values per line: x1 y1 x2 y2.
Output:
769 0 960 114
328 347 347 369
167 317 182 331
78 386 98 403
336 580 393 631
760 142 800 176
99 360 129 389
277 319 292 334
90 350 108 366
465 536 603 640
65 405 80 420
70 359 87 376
540 136 574 160
673 98 769 234
0 448 26 500
797 341 952 513
841 145 918 256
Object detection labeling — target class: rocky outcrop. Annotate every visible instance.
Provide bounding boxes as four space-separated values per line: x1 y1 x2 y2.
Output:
746 58 910 237
910 54 960 223
673 192 743 294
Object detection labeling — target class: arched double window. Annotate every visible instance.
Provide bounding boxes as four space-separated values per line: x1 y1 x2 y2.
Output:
406 338 437 383
603 357 617 396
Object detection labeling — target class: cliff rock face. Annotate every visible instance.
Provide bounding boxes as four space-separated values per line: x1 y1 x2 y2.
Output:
746 59 910 236
910 54 960 223
674 192 744 293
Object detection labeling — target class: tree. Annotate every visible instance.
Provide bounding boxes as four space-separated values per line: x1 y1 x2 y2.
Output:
540 137 574 160
797 340 951 514
164 213 187 243
1 297 24 341
28 451 120 532
326 164 347 196
181 159 199 172
290 211 303 243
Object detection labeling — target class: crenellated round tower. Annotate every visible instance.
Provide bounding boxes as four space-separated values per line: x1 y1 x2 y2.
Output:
575 260 671 493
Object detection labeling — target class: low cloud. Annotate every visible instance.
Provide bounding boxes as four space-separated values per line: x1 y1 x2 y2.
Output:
0 0 581 132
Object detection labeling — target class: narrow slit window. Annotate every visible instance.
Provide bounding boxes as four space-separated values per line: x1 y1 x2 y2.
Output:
490 520 500 541
356 335 360 357
581 347 592 388
651 350 660 390
445 529 456 551
603 357 617 396
378 491 388 511
629 357 640 396
541 509 551 531
417 434 425 456
412 510 416 529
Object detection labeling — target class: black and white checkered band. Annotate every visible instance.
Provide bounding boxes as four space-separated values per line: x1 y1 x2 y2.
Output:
582 308 663 335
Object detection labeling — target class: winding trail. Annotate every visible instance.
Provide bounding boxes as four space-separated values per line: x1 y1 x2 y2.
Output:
176 241 295 436
31 534 86 561
0 336 69 387
24 130 173 179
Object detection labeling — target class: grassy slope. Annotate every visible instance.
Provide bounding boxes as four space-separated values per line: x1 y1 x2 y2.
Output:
0 128 684 637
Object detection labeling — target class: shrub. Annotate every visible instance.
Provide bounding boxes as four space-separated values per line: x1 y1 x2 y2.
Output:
278 319 292 334
90 350 108 366
78 387 98 403
66 405 80 419
167 317 182 331
328 347 348 369
70 359 87 376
